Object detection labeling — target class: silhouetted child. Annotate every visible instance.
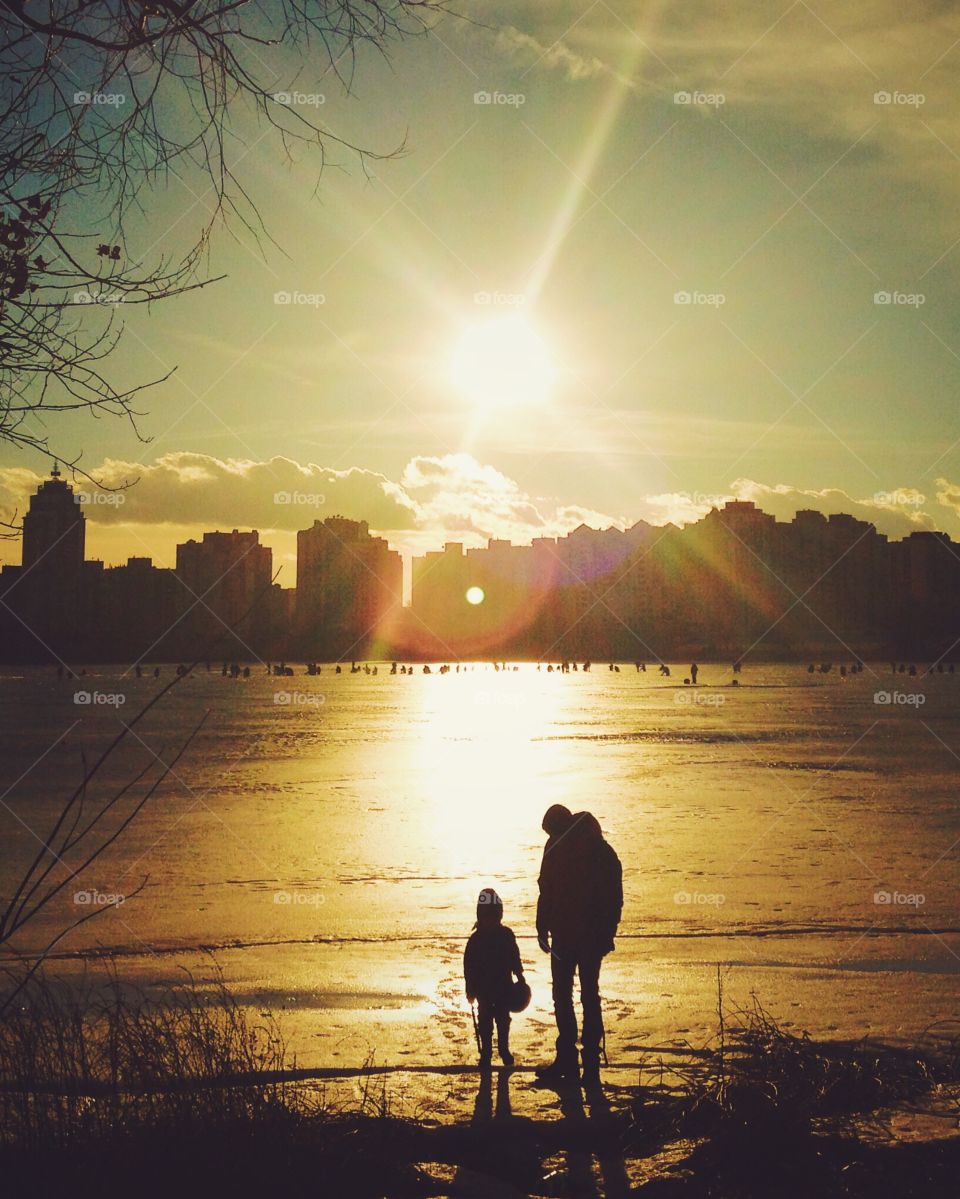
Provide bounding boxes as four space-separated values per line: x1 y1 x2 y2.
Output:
464 888 525 1069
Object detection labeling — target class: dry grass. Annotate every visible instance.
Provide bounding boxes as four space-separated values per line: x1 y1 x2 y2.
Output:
628 981 960 1197
1 966 957 1197
0 966 301 1152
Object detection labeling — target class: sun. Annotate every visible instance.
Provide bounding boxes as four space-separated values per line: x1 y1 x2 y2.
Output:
449 314 556 409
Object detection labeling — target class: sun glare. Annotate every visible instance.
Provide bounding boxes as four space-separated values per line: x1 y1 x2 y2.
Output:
465 586 485 605
449 314 556 410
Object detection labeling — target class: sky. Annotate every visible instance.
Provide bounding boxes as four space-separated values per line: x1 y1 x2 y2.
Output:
4 0 960 584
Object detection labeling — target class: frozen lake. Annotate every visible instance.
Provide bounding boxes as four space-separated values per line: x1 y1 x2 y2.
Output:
1 661 957 1079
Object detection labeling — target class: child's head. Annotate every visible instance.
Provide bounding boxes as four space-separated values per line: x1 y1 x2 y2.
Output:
476 887 503 925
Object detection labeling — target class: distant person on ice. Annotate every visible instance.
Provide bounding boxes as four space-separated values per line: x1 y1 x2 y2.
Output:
463 888 526 1069
536 805 623 1088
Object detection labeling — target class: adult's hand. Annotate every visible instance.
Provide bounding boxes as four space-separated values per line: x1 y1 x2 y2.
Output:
538 934 550 954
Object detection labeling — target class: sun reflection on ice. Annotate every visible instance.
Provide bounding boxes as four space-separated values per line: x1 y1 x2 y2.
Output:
411 667 572 886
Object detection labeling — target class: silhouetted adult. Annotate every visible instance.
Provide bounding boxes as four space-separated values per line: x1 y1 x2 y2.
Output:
535 804 623 1087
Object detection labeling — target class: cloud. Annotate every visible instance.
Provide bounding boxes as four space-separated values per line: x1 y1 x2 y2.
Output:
494 25 613 84
2 453 956 571
0 451 624 566
935 476 960 515
399 453 621 543
729 479 939 539
0 453 419 535
481 2 960 221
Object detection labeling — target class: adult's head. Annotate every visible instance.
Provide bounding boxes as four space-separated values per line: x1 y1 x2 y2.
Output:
542 804 575 837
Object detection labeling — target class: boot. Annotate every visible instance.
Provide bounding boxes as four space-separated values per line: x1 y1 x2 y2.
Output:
497 1016 514 1066
534 1052 579 1087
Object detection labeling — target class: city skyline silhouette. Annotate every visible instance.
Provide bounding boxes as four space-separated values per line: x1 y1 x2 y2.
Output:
2 464 958 663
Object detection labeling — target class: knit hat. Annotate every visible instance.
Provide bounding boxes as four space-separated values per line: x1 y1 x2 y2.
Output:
476 887 503 920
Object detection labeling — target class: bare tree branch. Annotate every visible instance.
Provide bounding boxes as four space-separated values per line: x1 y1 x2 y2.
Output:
0 2 445 469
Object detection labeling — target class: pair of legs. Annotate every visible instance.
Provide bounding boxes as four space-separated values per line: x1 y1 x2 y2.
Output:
476 999 513 1066
550 946 605 1076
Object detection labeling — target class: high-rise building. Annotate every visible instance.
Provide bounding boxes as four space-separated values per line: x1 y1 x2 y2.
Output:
175 530 272 659
21 463 86 572
4 470 960 663
296 516 402 658
14 464 86 658
82 556 184 662
890 531 960 655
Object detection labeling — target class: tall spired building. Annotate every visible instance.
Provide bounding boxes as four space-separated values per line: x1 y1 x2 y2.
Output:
22 463 86 572
18 464 86 657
